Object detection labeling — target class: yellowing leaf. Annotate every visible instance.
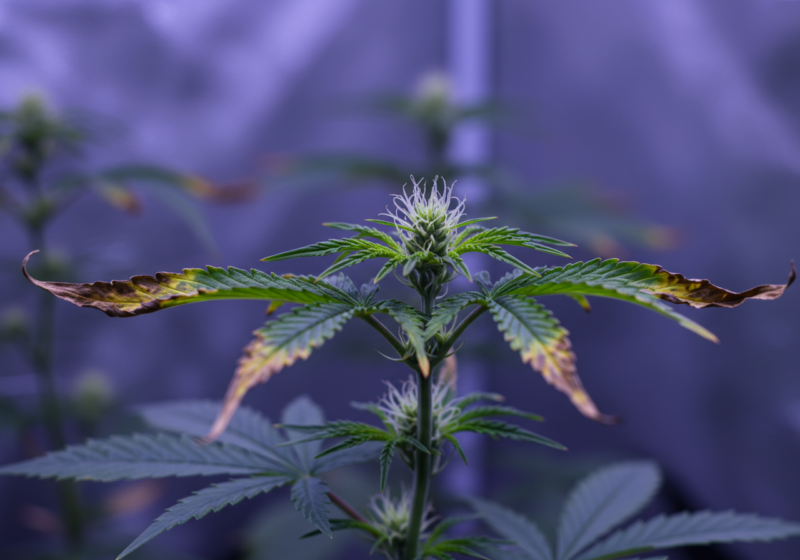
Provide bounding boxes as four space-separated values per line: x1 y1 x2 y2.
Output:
203 303 355 443
22 251 354 317
489 296 616 425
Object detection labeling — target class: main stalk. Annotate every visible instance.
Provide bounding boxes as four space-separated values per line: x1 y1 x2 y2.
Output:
404 287 437 560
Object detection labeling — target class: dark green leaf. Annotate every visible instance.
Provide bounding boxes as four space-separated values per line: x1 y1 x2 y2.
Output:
452 420 565 450
457 405 543 424
291 477 332 537
380 440 396 492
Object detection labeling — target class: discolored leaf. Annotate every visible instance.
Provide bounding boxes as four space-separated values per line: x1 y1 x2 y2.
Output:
204 304 355 443
22 251 355 318
488 295 617 424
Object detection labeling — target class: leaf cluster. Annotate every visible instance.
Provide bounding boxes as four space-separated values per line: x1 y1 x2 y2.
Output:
0 397 378 558
470 461 800 560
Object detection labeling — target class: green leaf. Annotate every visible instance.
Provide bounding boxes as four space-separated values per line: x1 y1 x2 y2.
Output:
379 440 396 492
451 392 505 409
557 461 661 560
446 253 473 282
204 305 354 443
375 257 402 283
576 511 800 560
0 434 275 481
488 295 615 424
368 300 430 375
467 497 554 560
453 217 498 228
262 238 398 262
443 434 468 465
365 218 416 232
457 405 543 424
291 477 332 537
451 419 565 450
460 245 541 277
323 222 403 252
22 251 356 318
117 476 290 559
424 292 485 340
315 251 381 280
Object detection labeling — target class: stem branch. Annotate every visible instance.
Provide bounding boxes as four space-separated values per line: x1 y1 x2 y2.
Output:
327 491 367 523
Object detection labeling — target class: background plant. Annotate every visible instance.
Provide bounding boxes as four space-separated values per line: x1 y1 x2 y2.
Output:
0 94 249 559
2 177 795 559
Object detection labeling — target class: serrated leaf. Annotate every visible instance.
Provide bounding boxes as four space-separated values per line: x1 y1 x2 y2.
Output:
137 400 297 472
369 300 430 375
261 237 398 262
498 259 796 341
467 497 554 560
488 296 616 425
557 461 662 560
457 405 543 423
576 510 800 560
379 440 396 493
476 246 541 277
316 251 379 280
291 477 332 537
323 222 403 252
0 434 274 481
451 392 505 409
451 419 565 450
117 475 290 559
21 251 355 317
375 257 402 283
204 305 354 443
424 292 485 340
443 434 468 465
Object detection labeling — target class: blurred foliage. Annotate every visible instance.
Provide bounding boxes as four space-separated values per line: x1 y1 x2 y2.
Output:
267 72 675 256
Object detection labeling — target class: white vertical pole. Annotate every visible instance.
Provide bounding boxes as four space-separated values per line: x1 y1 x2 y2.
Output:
445 0 493 498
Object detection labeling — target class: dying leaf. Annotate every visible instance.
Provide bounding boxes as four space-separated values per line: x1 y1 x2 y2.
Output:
488 296 617 424
204 304 354 443
22 251 354 317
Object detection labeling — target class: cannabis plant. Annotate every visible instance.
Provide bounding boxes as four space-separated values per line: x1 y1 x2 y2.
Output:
2 177 797 560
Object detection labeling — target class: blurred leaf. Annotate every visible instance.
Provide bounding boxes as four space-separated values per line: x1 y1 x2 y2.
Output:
556 461 661 560
575 511 800 560
291 476 332 538
468 497 554 560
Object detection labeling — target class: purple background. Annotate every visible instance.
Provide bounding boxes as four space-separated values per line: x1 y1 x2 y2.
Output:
1 2 800 559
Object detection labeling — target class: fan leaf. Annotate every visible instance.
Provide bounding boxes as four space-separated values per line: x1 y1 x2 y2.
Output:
467 497 554 560
117 475 290 559
488 295 616 424
576 510 800 560
291 476 332 537
424 292 485 340
368 300 430 375
22 251 354 317
204 304 354 443
557 461 662 560
0 434 275 481
497 259 796 340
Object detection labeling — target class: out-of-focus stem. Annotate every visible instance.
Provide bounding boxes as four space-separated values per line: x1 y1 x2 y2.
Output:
27 220 84 549
327 491 367 523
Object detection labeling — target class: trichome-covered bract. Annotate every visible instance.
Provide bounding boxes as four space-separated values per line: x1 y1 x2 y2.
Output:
21 177 795 436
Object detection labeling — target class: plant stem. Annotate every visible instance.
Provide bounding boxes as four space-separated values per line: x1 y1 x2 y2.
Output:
327 491 367 523
27 224 84 549
404 291 437 560
429 304 487 370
